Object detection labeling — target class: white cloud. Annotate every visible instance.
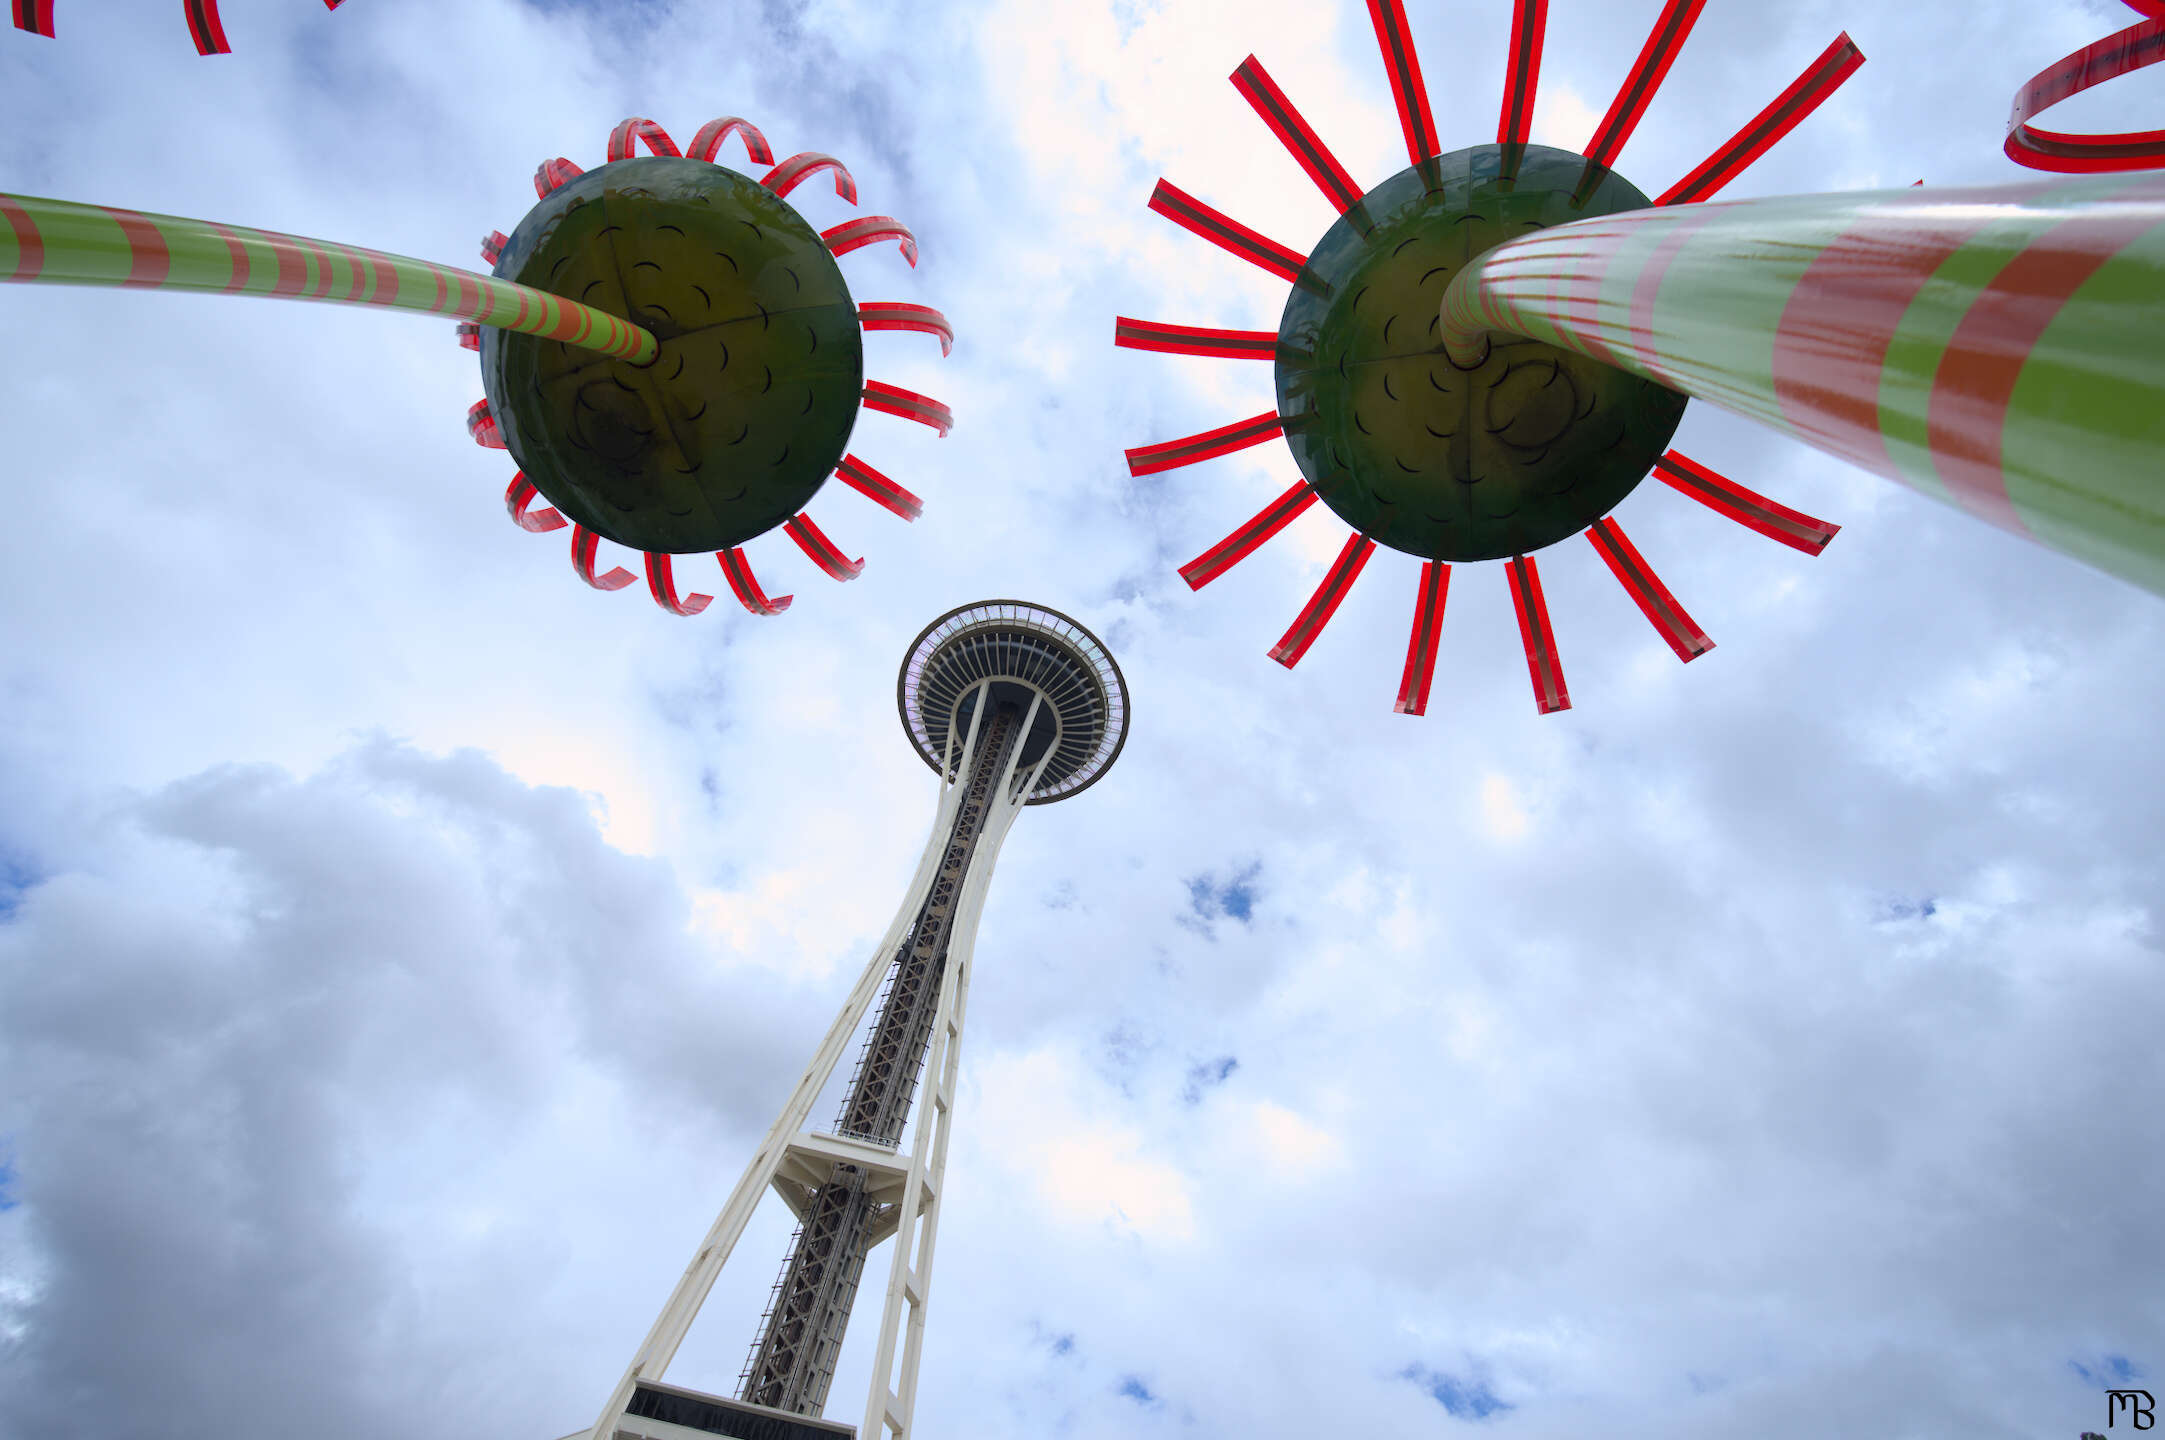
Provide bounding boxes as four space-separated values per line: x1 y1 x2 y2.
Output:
1480 771 1533 840
1532 79 1604 153
973 1048 1197 1243
1241 1100 1347 1182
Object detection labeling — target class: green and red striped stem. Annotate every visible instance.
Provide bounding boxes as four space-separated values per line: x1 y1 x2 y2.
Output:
1440 176 2165 596
0 191 658 363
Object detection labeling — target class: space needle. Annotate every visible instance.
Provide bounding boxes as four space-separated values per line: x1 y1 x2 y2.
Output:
573 600 1129 1440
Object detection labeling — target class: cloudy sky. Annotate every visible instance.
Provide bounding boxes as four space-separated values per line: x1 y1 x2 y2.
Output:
3 1 2162 1437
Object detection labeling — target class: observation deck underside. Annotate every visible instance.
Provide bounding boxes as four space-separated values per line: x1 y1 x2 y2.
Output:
897 600 1129 804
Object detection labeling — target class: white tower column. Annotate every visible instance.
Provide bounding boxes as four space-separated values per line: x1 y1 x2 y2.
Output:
573 603 1127 1440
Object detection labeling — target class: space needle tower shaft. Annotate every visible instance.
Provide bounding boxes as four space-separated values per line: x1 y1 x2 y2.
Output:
737 697 1027 1414
580 602 1127 1440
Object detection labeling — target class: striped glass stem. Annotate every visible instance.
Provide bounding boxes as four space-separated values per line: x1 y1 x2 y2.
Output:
1439 176 2165 597
0 191 657 363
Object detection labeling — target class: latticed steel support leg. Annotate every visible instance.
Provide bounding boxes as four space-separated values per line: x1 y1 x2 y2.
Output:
581 680 1055 1440
740 702 1024 1415
738 1169 877 1415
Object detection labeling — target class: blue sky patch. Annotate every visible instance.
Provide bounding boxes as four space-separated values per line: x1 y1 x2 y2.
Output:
1116 1375 1159 1406
2073 1355 2144 1386
1182 860 1262 930
1182 1055 1238 1104
1401 1363 1513 1420
1102 1023 1151 1072
0 850 40 921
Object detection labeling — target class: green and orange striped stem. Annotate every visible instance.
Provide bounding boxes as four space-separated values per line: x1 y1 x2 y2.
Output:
0 191 658 363
1440 176 2165 596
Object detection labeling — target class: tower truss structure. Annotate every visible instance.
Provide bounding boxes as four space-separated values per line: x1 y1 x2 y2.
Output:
577 601 1127 1440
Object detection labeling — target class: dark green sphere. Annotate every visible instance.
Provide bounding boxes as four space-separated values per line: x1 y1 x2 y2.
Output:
480 156 863 555
1275 143 1688 562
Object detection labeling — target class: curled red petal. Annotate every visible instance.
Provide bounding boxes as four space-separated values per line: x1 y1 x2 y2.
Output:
1269 533 1375 668
2005 14 2165 173
571 526 637 591
645 551 713 615
862 380 952 437
505 472 567 533
718 547 793 616
1126 411 1283 477
833 453 923 521
466 398 506 450
24 0 342 47
1506 554 1570 715
762 152 858 204
689 116 776 167
534 157 585 200
858 302 953 357
608 117 683 162
1178 480 1316 590
822 216 917 267
784 513 864 581
1394 560 1450 716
